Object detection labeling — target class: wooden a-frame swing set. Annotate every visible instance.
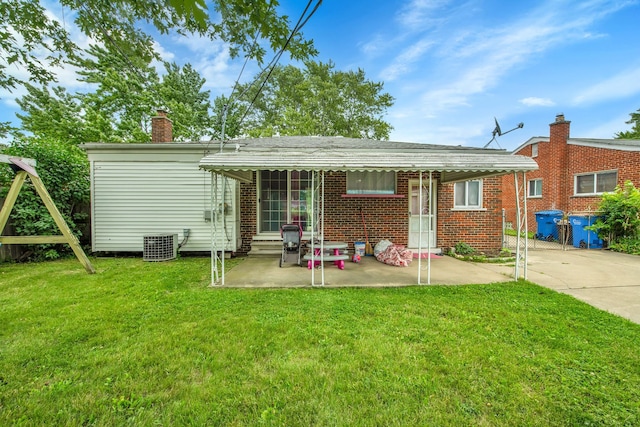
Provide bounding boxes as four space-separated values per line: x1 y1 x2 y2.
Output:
0 155 95 274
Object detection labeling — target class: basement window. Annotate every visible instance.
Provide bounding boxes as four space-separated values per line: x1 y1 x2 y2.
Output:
574 171 617 195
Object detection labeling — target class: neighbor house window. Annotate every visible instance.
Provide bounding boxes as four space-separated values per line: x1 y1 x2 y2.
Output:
346 171 396 194
531 143 538 157
574 171 617 195
528 179 542 198
454 180 482 209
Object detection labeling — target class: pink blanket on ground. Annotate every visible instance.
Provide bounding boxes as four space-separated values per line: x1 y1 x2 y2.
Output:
375 244 413 267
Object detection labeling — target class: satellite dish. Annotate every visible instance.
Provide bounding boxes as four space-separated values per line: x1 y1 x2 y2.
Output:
484 117 524 148
493 117 502 138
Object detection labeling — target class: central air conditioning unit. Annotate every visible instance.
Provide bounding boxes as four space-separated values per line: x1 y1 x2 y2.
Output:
143 234 178 262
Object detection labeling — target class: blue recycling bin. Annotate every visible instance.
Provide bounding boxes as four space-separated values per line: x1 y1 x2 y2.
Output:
535 210 563 240
569 215 603 249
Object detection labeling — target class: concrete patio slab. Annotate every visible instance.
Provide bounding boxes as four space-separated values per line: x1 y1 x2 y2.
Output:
220 255 512 288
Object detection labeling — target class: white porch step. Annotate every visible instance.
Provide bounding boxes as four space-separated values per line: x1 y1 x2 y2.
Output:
248 239 283 257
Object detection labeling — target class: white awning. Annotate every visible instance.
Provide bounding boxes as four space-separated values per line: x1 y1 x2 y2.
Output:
199 150 538 183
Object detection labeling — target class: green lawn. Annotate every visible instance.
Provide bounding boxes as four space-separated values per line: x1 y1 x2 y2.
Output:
1 257 639 426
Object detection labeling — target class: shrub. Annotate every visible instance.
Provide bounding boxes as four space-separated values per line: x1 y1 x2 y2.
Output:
453 241 475 255
588 181 640 248
607 237 640 255
0 137 89 260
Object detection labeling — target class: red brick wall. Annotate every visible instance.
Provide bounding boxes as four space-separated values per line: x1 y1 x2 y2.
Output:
566 144 640 212
239 172 257 254
239 171 504 255
321 171 410 248
438 176 503 253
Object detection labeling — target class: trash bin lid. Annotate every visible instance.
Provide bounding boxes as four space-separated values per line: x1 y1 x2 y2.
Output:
535 210 563 216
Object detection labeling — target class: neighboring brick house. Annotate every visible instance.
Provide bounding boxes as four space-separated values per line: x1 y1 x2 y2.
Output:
503 114 640 229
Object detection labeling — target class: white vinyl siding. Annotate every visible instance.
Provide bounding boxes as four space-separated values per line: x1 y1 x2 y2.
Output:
90 161 237 252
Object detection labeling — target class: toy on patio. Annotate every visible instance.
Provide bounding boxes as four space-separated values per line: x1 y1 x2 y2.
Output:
303 241 349 270
279 224 303 267
352 253 361 263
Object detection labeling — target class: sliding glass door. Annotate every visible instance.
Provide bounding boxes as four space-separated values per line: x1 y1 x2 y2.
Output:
259 171 313 233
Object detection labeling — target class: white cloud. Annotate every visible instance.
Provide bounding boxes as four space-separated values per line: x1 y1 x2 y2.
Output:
404 0 634 119
360 34 394 56
380 39 434 81
520 97 555 107
396 0 453 30
572 66 640 105
163 34 259 94
152 40 176 67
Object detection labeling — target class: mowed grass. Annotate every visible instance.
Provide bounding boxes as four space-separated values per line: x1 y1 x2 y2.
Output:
1 257 639 426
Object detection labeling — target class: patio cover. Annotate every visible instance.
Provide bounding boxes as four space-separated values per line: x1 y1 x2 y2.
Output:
198 149 538 184
199 139 538 287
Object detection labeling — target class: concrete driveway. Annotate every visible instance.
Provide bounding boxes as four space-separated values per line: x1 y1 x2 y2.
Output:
484 249 640 324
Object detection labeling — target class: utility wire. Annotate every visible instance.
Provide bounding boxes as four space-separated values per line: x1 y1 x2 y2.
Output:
82 0 323 143
233 0 323 133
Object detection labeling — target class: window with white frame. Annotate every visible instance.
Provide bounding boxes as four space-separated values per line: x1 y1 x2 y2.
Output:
346 171 396 194
454 180 482 209
574 171 617 195
531 143 538 157
528 179 542 198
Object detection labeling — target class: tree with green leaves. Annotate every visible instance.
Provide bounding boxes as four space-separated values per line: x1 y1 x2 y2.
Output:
74 44 161 142
13 45 217 143
0 0 318 137
14 84 89 145
0 0 316 91
615 108 640 139
155 62 216 141
231 60 394 139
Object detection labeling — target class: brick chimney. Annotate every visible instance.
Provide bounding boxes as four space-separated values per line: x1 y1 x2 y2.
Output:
151 109 173 143
549 113 570 144
549 113 571 212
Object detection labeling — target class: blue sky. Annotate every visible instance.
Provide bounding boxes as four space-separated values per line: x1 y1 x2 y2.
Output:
1 0 639 150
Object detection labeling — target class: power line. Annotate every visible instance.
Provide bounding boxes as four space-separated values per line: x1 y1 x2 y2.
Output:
233 0 323 133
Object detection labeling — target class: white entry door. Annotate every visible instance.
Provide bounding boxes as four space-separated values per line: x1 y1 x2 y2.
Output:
408 179 437 248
